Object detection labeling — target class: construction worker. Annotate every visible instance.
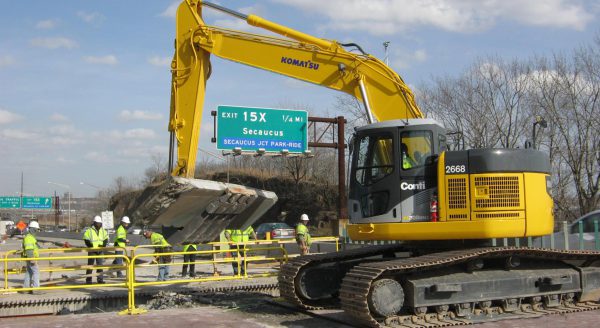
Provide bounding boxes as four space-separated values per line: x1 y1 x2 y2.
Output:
22 221 40 294
143 230 172 281
83 216 108 284
401 143 416 169
181 242 197 278
224 226 257 276
111 216 130 278
296 214 311 255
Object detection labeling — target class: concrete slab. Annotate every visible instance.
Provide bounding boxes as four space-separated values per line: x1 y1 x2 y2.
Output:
130 177 277 244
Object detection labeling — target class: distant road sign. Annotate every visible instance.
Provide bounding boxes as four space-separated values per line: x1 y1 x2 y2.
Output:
216 105 308 153
101 211 114 230
22 196 53 209
0 196 21 209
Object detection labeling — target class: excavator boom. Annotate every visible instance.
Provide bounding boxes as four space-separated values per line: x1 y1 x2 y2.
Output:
169 0 422 177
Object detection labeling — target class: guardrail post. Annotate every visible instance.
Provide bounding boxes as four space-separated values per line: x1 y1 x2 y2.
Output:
595 220 599 251
541 235 545 248
243 244 248 278
563 221 569 250
579 220 584 250
119 256 145 315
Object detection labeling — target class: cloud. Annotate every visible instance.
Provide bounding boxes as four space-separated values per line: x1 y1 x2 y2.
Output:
77 11 104 24
148 56 171 67
47 124 84 145
84 151 112 163
83 55 118 65
0 109 22 124
106 128 157 140
273 0 594 35
30 37 78 49
117 145 168 158
0 55 15 68
118 110 163 121
56 156 75 164
48 136 81 146
36 19 58 29
0 129 39 140
391 48 428 69
50 113 69 122
48 124 81 136
160 1 180 18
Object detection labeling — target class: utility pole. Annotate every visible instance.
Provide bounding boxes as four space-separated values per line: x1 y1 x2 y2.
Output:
383 41 390 66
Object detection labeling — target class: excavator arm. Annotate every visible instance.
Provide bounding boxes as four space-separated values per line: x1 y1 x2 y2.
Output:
169 0 423 177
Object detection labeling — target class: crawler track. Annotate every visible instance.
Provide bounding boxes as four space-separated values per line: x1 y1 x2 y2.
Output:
281 246 600 327
278 244 408 310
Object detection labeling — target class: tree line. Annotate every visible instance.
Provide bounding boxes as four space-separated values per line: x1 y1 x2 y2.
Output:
417 37 600 220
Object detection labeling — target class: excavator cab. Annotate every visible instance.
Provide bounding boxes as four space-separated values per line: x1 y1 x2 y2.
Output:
349 119 446 224
348 119 554 241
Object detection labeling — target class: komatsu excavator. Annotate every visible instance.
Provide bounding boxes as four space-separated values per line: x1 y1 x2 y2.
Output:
169 1 600 326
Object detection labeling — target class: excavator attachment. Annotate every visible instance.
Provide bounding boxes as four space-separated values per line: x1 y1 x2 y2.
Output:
128 0 280 245
130 177 277 244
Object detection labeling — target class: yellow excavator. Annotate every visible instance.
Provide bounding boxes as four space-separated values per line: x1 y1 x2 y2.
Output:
169 1 600 326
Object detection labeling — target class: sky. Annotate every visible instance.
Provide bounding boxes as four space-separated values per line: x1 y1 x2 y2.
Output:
0 0 599 198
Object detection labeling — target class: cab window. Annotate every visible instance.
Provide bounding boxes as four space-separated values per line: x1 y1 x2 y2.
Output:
354 134 394 186
401 131 433 170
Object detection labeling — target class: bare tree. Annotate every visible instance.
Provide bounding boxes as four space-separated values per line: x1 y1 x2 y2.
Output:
418 40 600 220
418 56 532 149
530 46 600 217
143 153 168 186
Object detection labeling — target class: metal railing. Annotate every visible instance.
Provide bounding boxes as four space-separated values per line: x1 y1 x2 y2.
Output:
1 249 129 293
120 244 288 314
208 235 340 253
3 246 128 290
0 235 343 315
1 241 290 315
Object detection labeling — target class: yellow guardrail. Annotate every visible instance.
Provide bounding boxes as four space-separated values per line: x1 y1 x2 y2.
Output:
3 246 127 290
1 251 129 293
120 244 288 315
1 236 339 315
208 235 340 252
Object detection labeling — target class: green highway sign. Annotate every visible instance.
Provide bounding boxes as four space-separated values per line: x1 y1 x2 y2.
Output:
216 105 308 153
0 196 21 209
22 196 53 209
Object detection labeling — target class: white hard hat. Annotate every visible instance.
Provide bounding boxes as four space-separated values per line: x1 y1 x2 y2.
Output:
29 221 40 229
300 214 309 221
121 216 130 224
93 216 102 223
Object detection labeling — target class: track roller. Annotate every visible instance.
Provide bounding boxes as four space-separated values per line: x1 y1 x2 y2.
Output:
367 279 404 317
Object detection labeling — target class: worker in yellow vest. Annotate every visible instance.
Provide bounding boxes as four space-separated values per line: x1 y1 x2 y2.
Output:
296 214 312 255
181 242 197 278
83 216 108 284
22 221 40 294
143 230 172 281
224 226 257 276
112 216 130 278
